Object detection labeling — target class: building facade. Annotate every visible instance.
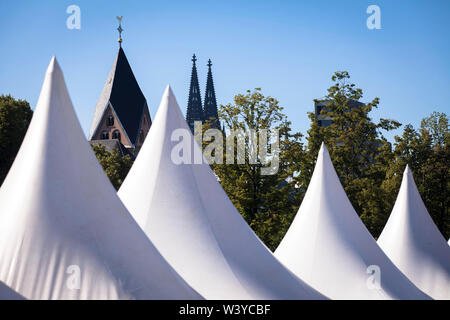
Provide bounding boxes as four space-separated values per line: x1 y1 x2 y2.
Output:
315 99 364 127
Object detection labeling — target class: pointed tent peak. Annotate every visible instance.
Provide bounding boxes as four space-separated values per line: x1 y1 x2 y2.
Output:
0 57 201 300
45 56 64 78
47 56 58 71
318 141 327 154
159 84 184 119
275 139 430 299
37 56 72 117
119 81 326 300
383 164 441 235
401 165 416 188
404 164 411 174
161 84 180 108
377 164 450 299
316 142 333 170
163 84 174 97
399 165 423 201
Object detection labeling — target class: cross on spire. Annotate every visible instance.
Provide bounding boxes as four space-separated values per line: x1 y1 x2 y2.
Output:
116 16 124 47
207 59 212 68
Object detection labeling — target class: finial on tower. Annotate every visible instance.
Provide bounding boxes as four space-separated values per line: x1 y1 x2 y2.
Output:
116 16 124 47
192 54 197 64
207 59 212 68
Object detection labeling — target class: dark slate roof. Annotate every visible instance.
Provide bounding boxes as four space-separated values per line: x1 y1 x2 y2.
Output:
89 47 148 146
90 139 134 159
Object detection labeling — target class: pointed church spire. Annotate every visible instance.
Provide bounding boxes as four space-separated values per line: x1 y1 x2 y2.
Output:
88 24 151 156
203 59 219 129
186 54 203 133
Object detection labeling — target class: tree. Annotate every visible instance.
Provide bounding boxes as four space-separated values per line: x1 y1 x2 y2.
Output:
420 111 449 146
300 71 401 237
91 144 133 190
212 89 304 250
0 95 33 186
384 114 449 239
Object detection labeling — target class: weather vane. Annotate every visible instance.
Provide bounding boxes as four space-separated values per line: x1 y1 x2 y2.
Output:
116 16 123 46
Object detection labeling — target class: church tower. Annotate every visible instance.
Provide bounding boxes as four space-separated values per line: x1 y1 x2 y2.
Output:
203 59 219 129
89 17 151 157
185 54 203 133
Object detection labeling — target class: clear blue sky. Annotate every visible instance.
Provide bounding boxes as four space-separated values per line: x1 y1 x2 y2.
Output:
1 0 449 141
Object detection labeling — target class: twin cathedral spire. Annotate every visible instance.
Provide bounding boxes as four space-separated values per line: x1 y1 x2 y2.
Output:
186 54 220 132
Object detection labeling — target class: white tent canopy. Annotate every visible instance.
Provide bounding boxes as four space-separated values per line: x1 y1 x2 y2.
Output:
0 58 201 300
0 282 24 300
378 166 450 300
275 144 430 299
118 86 325 300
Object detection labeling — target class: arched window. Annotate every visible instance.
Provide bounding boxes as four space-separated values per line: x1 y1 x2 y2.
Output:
107 115 114 126
112 130 120 140
101 131 109 140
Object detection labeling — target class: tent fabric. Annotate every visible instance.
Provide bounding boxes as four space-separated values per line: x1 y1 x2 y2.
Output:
0 58 201 300
377 166 450 300
118 85 326 300
0 282 25 300
275 144 430 299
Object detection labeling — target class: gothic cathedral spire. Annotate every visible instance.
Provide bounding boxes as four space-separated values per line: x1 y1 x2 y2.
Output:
186 54 203 133
203 59 219 129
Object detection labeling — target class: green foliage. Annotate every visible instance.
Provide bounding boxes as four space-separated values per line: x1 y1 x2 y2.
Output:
0 95 33 186
250 210 295 251
383 119 449 238
212 81 449 248
300 71 401 237
91 144 133 190
420 111 449 146
213 89 304 250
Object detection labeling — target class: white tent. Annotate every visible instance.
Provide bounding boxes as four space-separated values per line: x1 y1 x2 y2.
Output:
378 166 450 300
0 58 201 300
275 144 430 299
0 282 24 300
118 86 326 300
